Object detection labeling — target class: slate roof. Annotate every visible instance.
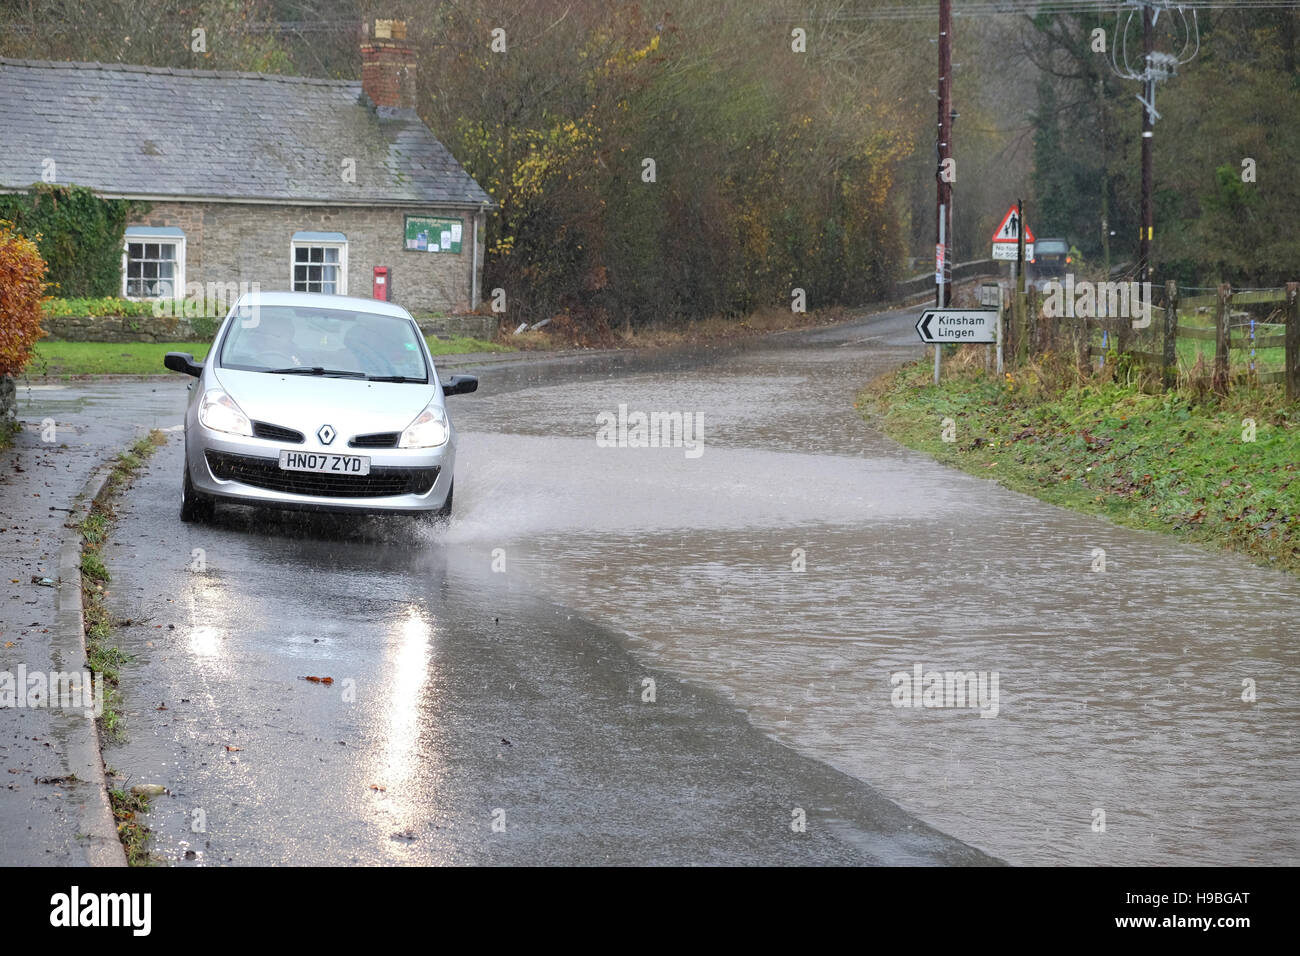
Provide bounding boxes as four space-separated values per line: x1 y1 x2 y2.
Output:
0 57 492 207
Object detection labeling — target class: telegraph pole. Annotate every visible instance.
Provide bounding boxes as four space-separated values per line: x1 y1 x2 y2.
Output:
936 0 953 307
1139 3 1154 284
1099 75 1111 276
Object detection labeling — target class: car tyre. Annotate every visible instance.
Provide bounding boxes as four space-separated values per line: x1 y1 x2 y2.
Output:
180 465 215 523
418 481 453 527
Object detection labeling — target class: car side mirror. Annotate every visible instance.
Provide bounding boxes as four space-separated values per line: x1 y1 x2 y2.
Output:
164 351 203 377
442 374 478 396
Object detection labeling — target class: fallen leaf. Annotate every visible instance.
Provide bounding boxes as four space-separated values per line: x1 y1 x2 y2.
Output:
301 676 334 685
224 745 241 752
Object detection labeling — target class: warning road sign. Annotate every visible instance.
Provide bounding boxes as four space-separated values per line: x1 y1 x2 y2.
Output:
991 204 1035 244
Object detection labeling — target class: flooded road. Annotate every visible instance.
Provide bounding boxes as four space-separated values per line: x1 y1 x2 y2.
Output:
444 310 1300 866
14 304 1298 865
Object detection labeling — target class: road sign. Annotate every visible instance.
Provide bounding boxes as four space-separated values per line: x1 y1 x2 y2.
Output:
991 204 1035 244
993 242 1033 261
916 308 998 344
979 282 1002 308
991 204 1034 260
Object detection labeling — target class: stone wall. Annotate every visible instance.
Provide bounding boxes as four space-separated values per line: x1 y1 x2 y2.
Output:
130 200 485 314
417 314 497 340
42 313 202 343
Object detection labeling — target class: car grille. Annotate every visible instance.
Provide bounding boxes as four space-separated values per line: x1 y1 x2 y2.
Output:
205 452 438 498
349 432 400 448
252 421 304 443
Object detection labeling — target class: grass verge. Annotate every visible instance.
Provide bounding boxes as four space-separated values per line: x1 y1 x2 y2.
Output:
80 429 167 865
79 431 167 741
107 789 153 866
861 348 1300 574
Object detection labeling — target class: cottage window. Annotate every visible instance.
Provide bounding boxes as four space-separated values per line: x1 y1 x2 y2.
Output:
122 228 186 299
291 234 348 295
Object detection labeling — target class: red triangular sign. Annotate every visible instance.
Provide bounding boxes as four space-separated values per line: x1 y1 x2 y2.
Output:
992 205 1034 244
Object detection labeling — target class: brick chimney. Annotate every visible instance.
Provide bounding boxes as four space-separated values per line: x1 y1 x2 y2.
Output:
360 19 415 110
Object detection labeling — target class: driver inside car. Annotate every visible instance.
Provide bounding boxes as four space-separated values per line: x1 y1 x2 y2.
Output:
229 309 304 368
345 319 424 379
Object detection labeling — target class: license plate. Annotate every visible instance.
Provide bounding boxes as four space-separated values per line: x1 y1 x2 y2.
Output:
278 451 370 476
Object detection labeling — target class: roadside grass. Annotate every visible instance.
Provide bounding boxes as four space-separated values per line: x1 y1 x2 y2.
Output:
503 304 859 350
425 334 510 355
861 349 1300 574
25 335 507 377
0 416 19 450
29 341 213 376
615 305 853 349
1080 310 1288 376
79 429 168 744
107 789 153 866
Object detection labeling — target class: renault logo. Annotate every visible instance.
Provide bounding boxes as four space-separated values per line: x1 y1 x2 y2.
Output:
317 424 336 445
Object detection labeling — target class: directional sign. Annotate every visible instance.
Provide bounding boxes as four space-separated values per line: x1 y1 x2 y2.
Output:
916 308 998 344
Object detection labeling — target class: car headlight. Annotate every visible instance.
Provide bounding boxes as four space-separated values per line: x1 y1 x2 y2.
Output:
198 389 252 437
399 401 449 448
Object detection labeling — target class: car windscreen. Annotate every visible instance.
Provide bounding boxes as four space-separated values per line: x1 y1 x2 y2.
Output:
218 305 429 381
1036 241 1069 256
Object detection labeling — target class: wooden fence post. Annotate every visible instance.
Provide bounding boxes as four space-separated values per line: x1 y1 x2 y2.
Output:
1213 283 1231 395
1027 287 1039 356
1015 289 1029 366
1163 280 1179 392
1287 282 1299 402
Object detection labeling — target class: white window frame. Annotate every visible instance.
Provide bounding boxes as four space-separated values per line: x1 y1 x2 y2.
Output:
122 232 186 300
290 238 348 296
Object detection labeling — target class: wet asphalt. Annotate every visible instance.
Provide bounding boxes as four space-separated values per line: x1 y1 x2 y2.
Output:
87 305 998 865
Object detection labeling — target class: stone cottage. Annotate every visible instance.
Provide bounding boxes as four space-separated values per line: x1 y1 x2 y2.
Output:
0 21 492 316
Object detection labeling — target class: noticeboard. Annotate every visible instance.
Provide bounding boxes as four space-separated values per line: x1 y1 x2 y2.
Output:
404 216 463 254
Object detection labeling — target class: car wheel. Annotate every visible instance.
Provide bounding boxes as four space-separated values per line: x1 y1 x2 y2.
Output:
180 465 215 523
419 481 453 526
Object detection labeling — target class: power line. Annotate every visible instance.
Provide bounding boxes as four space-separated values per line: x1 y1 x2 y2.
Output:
778 2 1300 22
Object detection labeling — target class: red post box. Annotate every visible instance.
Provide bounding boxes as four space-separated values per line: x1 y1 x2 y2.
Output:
372 266 390 301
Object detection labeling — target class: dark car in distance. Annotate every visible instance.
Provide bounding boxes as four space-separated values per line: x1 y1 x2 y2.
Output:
1029 237 1072 291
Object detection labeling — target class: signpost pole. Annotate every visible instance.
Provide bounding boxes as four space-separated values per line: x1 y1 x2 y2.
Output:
1016 197 1027 366
1007 260 1016 365
996 285 1005 375
935 203 946 384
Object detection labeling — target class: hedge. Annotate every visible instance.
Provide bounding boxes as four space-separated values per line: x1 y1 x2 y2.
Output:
0 220 48 376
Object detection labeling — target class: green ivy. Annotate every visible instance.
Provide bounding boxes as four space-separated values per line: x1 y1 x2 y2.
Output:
0 185 143 297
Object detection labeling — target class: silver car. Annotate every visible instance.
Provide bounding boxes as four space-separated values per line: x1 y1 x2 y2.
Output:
164 291 476 524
